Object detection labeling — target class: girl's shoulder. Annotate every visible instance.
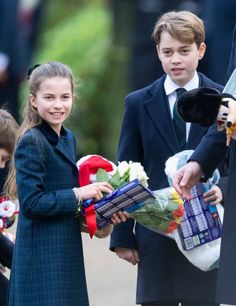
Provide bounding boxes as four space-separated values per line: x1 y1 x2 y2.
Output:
19 127 45 145
17 128 46 160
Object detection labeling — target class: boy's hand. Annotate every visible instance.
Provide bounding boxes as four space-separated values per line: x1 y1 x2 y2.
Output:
114 247 139 265
203 185 223 205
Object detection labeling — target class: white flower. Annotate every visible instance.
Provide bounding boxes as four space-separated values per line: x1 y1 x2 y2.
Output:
0 200 16 218
117 161 130 177
165 156 179 180
128 162 149 187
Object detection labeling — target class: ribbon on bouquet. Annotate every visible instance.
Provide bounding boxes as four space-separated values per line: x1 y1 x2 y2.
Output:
83 199 97 238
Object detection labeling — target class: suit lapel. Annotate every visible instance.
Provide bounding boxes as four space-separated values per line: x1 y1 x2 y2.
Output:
37 122 78 169
55 138 77 169
144 79 179 152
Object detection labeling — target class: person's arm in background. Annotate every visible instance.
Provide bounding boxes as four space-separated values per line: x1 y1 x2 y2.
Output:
173 124 227 199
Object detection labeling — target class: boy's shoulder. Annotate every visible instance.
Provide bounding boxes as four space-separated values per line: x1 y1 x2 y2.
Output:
126 75 166 101
198 72 224 91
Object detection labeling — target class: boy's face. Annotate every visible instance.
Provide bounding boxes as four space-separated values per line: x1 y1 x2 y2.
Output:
157 31 206 86
0 148 10 168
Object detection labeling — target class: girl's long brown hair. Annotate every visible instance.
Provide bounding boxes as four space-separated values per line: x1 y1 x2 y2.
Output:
5 61 76 199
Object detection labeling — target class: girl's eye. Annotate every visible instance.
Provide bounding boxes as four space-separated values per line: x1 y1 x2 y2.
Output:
62 95 70 100
2 156 10 162
45 96 52 100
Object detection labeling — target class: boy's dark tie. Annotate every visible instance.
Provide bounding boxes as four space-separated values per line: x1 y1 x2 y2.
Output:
173 88 186 149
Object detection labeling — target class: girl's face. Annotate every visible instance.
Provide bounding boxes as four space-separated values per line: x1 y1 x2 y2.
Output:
0 148 10 168
157 31 206 86
30 77 75 135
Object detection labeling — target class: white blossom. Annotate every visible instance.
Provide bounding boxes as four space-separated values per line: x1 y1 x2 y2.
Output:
129 162 149 187
117 161 130 177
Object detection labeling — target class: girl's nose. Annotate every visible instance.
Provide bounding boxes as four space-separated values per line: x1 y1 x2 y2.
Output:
53 98 63 108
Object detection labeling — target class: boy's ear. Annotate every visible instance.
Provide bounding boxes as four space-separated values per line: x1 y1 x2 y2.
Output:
198 42 206 60
156 45 161 58
29 94 37 108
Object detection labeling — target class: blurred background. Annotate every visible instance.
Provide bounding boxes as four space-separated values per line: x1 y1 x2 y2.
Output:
1 1 236 305
1 0 236 161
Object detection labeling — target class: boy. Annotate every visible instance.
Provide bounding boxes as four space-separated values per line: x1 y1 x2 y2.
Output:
110 11 223 306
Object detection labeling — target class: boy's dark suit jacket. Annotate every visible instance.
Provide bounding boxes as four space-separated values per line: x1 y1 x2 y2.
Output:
110 72 224 304
7 122 89 306
216 24 236 305
0 232 13 306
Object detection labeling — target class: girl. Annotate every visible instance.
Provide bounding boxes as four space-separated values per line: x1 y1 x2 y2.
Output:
0 109 18 306
5 61 127 306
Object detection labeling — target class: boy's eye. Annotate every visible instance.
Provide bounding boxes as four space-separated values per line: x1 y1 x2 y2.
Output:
181 49 190 54
163 50 171 56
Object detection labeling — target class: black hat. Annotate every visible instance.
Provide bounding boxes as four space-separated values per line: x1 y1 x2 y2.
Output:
177 87 223 127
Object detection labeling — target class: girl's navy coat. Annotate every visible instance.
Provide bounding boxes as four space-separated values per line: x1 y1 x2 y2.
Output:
8 122 89 306
110 73 225 304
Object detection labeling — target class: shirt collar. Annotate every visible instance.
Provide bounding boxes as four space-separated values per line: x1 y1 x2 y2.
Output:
164 72 199 96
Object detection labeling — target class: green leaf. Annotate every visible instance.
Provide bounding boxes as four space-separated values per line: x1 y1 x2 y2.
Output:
109 170 121 188
96 168 109 182
166 202 179 211
158 221 169 232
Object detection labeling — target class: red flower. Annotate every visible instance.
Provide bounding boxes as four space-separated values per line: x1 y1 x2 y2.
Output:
165 221 178 234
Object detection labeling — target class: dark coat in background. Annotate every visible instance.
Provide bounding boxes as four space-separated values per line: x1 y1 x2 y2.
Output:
7 122 89 306
0 0 30 121
0 232 14 306
110 72 224 304
216 24 236 305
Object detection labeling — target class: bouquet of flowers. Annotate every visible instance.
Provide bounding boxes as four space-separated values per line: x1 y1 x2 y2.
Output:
77 155 184 237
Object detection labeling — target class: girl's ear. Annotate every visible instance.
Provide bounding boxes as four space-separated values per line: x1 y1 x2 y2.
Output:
29 94 37 108
72 94 76 103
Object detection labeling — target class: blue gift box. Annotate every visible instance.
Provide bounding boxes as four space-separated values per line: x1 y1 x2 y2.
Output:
178 183 222 250
83 179 155 228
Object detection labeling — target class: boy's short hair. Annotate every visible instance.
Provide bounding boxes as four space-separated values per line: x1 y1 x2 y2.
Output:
152 11 205 47
0 109 19 154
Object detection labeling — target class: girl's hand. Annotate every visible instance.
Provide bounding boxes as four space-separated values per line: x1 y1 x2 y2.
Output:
111 211 130 225
75 182 114 202
203 185 223 205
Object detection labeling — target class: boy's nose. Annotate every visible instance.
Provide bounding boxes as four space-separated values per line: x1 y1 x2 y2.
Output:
171 53 181 63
